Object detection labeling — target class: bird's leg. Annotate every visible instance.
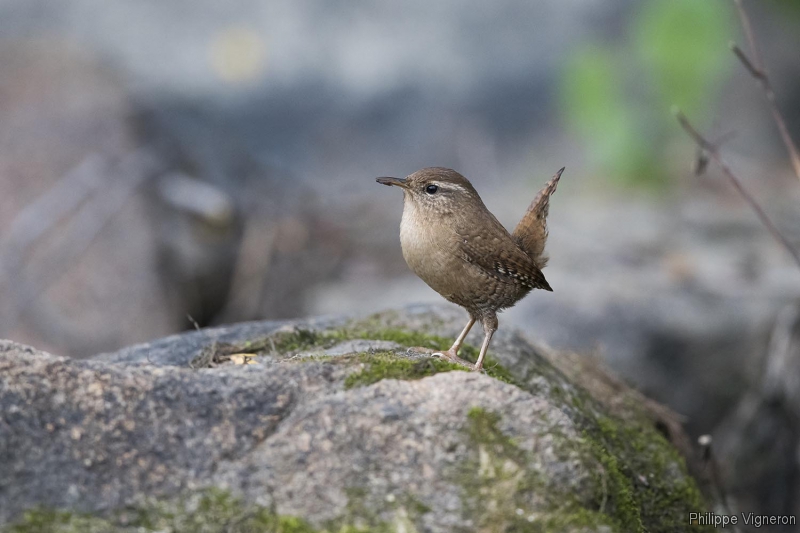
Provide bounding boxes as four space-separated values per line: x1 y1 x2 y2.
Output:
433 317 475 366
474 314 498 371
449 316 476 355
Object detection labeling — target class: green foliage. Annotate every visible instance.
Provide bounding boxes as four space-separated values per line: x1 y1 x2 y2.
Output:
634 0 732 117
562 48 654 186
767 0 800 19
561 0 734 188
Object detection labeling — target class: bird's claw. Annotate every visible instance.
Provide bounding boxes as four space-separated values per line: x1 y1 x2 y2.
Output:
432 349 474 369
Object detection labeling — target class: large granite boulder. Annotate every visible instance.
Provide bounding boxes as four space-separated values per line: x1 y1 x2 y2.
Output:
0 306 711 532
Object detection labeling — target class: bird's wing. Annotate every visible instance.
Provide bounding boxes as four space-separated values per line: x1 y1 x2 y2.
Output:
455 215 552 291
512 167 564 267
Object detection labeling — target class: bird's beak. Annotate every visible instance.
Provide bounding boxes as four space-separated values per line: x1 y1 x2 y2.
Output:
376 177 408 189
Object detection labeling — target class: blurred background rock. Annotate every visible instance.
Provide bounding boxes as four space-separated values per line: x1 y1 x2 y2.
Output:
1 0 800 525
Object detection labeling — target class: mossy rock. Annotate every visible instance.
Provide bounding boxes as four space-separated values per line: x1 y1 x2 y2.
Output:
1 305 711 532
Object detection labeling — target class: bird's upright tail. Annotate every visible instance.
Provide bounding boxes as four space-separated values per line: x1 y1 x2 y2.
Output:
511 167 564 268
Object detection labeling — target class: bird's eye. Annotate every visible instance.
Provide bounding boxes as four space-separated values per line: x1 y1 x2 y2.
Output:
425 184 439 194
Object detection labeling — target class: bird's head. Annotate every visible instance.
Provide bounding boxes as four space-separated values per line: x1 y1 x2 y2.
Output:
376 167 483 216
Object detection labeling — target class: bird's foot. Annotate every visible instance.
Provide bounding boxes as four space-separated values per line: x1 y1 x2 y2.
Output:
432 348 473 369
471 362 486 373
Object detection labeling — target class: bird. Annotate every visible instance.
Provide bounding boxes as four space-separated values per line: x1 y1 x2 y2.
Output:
376 166 563 371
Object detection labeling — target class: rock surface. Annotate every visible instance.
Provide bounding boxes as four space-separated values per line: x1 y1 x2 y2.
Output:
0 305 711 532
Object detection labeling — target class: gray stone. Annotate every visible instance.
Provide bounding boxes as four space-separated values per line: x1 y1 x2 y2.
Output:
0 306 711 532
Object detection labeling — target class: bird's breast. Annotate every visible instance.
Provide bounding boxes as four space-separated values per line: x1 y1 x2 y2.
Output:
400 202 470 301
399 201 458 281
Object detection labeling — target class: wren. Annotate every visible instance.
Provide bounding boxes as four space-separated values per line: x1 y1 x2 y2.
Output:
377 167 563 371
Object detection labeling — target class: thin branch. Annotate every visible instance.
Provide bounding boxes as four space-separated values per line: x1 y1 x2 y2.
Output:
693 131 736 177
733 0 764 72
674 108 800 271
732 0 800 181
730 43 763 82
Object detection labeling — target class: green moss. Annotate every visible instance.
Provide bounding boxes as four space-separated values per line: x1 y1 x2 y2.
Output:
351 327 453 351
197 317 522 390
580 414 713 533
195 323 472 360
191 328 343 368
312 312 474 360
6 487 435 533
470 355 521 387
6 490 318 533
322 488 388 533
526 507 626 532
457 406 710 532
333 324 521 387
193 314 521 389
465 408 527 463
343 352 468 389
320 487 430 533
581 431 643 532
456 408 621 532
5 509 111 533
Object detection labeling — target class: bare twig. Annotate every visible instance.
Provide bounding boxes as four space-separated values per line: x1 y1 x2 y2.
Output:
733 0 763 71
674 108 800 270
693 131 737 176
732 0 800 181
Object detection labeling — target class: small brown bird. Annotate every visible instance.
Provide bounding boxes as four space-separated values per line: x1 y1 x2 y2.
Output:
377 167 563 371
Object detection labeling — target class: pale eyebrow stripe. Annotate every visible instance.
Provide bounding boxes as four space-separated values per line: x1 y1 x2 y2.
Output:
436 183 468 193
